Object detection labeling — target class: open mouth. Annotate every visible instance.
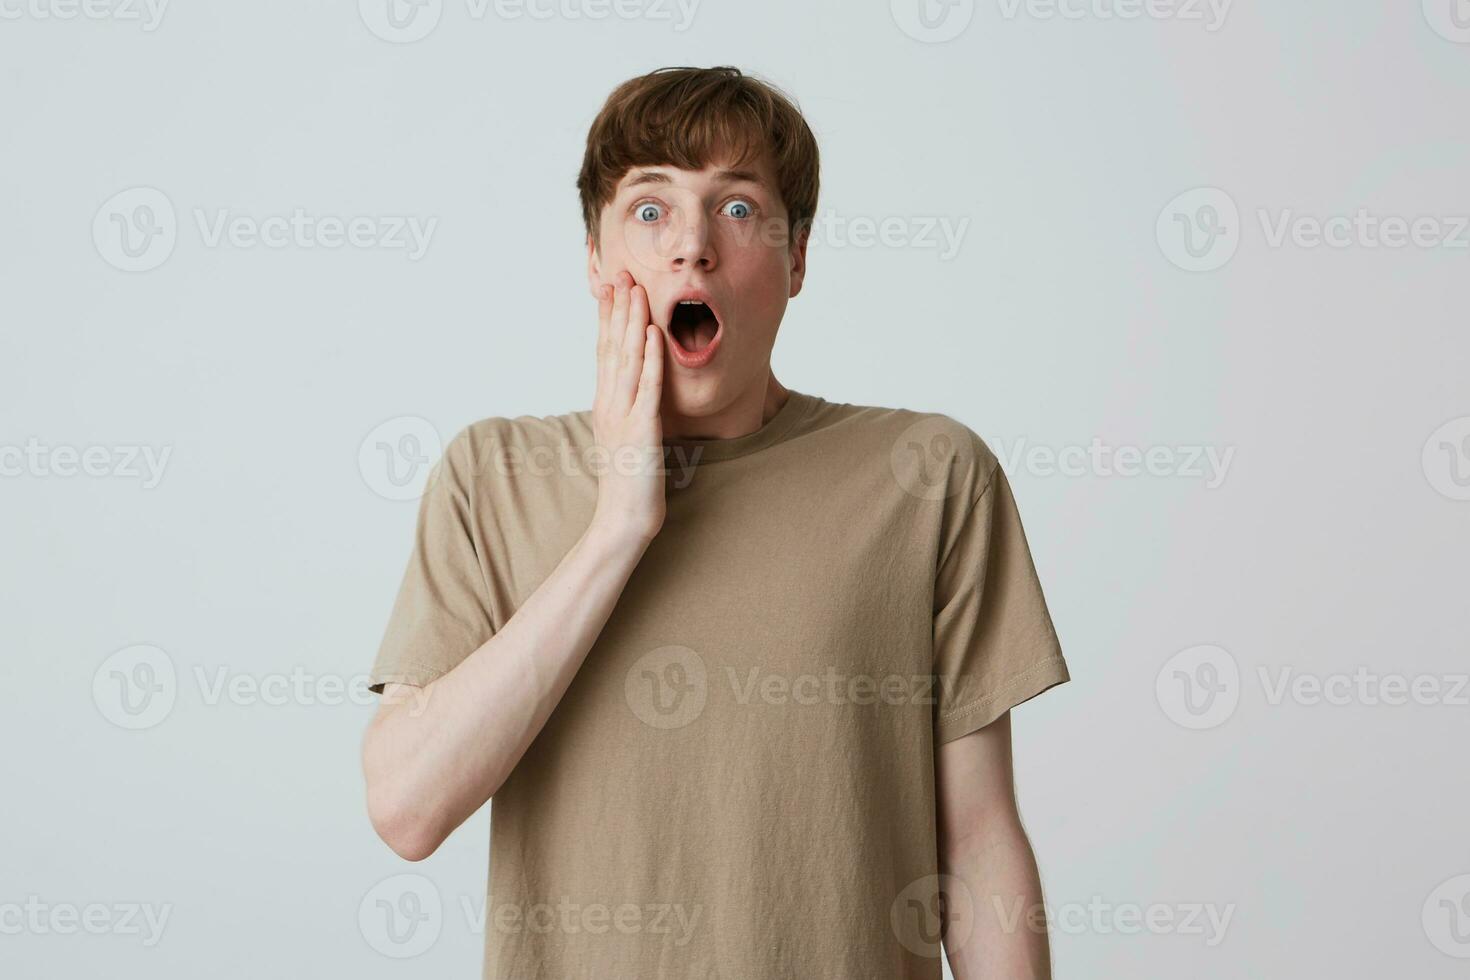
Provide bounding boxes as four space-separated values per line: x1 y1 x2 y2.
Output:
664 295 724 368
669 300 720 354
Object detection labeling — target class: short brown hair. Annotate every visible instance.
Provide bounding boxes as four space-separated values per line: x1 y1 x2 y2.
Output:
576 66 820 252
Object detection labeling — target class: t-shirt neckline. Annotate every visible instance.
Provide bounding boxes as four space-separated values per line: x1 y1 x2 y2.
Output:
660 389 818 465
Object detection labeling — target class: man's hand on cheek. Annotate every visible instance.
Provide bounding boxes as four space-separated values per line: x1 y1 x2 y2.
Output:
589 270 667 548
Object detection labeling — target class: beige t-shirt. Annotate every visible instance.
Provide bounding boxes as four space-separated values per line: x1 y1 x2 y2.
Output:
369 389 1069 979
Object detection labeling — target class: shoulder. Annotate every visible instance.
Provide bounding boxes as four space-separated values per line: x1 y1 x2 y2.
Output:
432 407 595 488
458 408 593 458
803 395 1000 504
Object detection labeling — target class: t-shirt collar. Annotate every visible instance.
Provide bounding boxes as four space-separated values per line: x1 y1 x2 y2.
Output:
660 389 817 465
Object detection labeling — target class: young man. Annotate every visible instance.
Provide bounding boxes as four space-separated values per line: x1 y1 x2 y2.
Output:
362 66 1070 979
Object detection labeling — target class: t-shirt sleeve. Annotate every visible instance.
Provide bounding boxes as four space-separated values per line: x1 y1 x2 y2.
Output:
932 457 1070 744
368 429 496 693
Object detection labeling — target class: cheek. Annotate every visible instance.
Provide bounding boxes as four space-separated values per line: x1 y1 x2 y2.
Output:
596 233 629 273
743 251 793 312
728 283 788 350
622 222 691 276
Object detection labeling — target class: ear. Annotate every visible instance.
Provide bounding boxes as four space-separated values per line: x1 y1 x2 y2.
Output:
787 221 810 299
586 233 603 300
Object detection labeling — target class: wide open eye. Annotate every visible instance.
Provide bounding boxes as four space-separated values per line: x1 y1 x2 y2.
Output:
633 201 664 223
721 199 755 220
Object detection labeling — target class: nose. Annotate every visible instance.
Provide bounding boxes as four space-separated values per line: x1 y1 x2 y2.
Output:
667 209 717 272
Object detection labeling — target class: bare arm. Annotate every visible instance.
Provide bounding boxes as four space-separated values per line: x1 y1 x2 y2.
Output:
362 271 664 862
936 712 1053 979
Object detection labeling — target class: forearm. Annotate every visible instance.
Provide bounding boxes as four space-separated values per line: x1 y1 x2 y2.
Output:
941 815 1052 980
363 515 650 860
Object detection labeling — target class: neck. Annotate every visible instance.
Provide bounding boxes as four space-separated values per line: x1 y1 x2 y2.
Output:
663 372 791 441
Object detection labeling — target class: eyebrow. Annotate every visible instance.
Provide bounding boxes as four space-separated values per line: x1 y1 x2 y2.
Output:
619 168 768 193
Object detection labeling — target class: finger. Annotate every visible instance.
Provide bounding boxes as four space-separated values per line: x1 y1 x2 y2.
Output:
601 275 631 408
595 283 615 402
596 281 612 347
616 283 650 408
608 273 631 359
632 323 664 420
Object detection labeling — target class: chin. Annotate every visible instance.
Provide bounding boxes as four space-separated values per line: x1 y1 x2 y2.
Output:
663 369 731 420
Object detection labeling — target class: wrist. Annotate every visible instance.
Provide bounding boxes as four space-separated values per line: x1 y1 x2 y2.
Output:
585 509 658 559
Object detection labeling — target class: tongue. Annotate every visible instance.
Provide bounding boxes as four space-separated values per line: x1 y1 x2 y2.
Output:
675 315 718 352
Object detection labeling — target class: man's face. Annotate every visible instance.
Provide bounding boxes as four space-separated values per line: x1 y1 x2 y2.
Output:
586 150 807 419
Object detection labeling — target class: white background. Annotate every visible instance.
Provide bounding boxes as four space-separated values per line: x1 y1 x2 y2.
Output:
2 1 1468 976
